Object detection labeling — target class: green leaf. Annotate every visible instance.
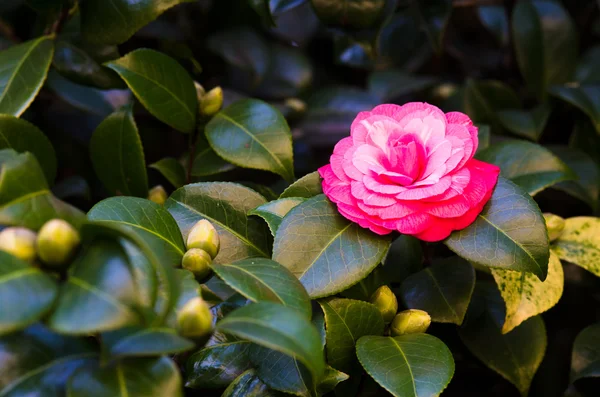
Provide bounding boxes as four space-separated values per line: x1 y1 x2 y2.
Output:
149 157 186 188
549 85 600 133
0 36 54 116
0 251 57 335
211 258 311 318
478 5 509 46
491 251 563 333
399 257 475 325
459 283 547 396
272 195 391 298
512 0 577 101
356 334 455 397
185 341 253 389
571 323 600 382
0 114 57 183
0 150 84 230
476 124 490 153
222 369 273 397
476 140 575 195
80 0 194 45
102 326 194 360
575 46 600 84
416 0 452 54
90 107 149 197
192 134 236 177
310 0 387 29
446 177 550 280
48 238 141 334
318 365 349 396
464 79 521 130
552 217 600 277
205 99 294 182
257 45 313 99
165 182 271 264
68 357 183 397
280 171 323 199
163 268 202 328
496 104 551 141
249 197 306 235
367 70 436 102
106 49 198 133
216 302 325 384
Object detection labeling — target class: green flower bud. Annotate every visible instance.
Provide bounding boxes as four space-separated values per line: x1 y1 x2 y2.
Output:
200 86 223 117
284 98 307 114
369 285 398 323
177 297 213 338
186 219 220 259
194 81 206 98
544 213 565 242
37 219 80 268
0 227 37 262
148 185 168 205
390 309 431 336
182 248 212 279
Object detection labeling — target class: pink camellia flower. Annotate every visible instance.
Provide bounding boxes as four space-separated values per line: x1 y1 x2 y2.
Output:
318 103 500 242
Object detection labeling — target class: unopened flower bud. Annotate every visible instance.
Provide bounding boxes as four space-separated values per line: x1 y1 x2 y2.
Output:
177 297 213 338
544 213 565 242
370 285 398 323
37 219 80 268
200 86 223 117
284 98 307 114
148 185 168 205
182 248 212 279
0 227 37 262
194 81 206 98
186 219 220 259
391 309 431 336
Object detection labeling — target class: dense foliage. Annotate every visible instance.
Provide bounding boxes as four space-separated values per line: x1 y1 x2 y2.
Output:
0 0 599 396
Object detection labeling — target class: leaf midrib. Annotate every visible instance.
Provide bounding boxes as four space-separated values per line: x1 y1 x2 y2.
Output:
296 222 352 280
390 338 418 397
214 263 286 305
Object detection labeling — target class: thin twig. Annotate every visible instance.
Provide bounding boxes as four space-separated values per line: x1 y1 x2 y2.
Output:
46 5 71 36
0 18 20 43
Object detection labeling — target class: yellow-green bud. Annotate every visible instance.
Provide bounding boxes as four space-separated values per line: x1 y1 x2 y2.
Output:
182 248 212 279
200 86 223 117
148 185 168 205
370 285 398 323
194 81 206 98
186 219 220 259
0 227 37 262
177 297 213 338
284 98 307 114
544 213 565 242
391 309 431 336
37 219 80 267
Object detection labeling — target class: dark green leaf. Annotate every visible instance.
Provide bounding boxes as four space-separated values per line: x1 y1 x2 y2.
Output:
68 357 183 397
356 334 455 397
257 45 313 99
476 125 491 153
318 365 349 396
102 326 194 360
90 107 149 197
549 85 600 133
416 0 452 54
192 133 236 177
166 182 271 264
272 195 391 298
280 171 323 199
399 257 475 325
205 99 294 182
446 177 550 280
477 140 575 195
149 157 185 188
81 0 194 45
0 251 57 335
478 5 509 46
497 104 551 141
249 197 306 235
222 369 274 397
367 70 436 101
464 79 521 130
185 341 253 389
571 323 600 382
552 217 600 277
211 258 311 318
45 70 117 116
512 0 577 101
0 114 56 183
575 46 600 84
310 0 386 29
106 49 198 133
0 36 54 116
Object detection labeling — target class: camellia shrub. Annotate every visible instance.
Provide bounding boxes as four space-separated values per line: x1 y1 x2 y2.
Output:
0 0 599 396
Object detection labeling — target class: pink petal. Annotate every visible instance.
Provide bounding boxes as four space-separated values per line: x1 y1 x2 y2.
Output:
351 181 396 207
395 175 452 200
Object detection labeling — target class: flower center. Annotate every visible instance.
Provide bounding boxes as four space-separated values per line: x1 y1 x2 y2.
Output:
382 134 425 186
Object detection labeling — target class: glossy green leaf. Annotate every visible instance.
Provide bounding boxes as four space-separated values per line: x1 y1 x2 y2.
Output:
570 323 600 382
106 49 197 133
217 302 325 383
318 365 349 396
205 99 294 182
222 369 273 397
512 0 577 101
497 104 551 141
249 197 305 235
163 268 202 328
81 0 194 45
149 157 185 188
0 251 57 335
102 326 194 360
185 341 253 389
477 140 575 195
0 114 56 183
192 133 236 177
491 251 563 333
446 177 550 280
356 334 455 397
90 107 149 197
68 357 183 397
552 217 600 277
416 0 451 54
310 0 386 29
0 36 54 116
211 258 311 318
549 85 600 133
280 171 323 199
367 70 436 101
273 195 391 298
166 182 271 264
464 79 521 130
575 46 600 84
478 5 509 46
399 257 475 325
